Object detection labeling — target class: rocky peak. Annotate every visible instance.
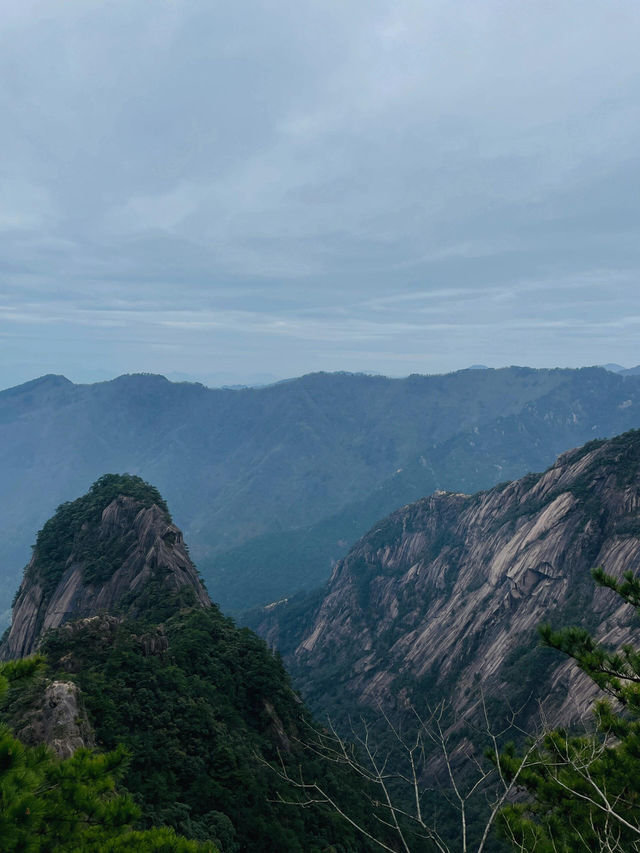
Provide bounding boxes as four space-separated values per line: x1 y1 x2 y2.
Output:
1 474 210 660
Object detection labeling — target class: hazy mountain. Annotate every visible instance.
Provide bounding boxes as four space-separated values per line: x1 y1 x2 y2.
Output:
600 363 640 375
208 367 640 610
250 430 640 732
2 366 640 617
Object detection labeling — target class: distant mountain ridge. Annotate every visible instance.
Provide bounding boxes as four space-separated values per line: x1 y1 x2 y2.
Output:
2 366 640 616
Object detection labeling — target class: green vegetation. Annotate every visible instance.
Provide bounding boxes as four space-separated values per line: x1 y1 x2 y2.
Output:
33 604 385 852
498 567 640 850
262 566 640 852
4 366 640 617
2 475 390 850
30 473 169 600
255 430 640 850
0 657 214 852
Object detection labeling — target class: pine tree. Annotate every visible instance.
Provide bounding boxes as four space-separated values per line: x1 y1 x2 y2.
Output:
498 568 640 852
0 658 216 852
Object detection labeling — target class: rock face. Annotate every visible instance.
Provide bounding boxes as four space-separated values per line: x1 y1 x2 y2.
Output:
257 431 640 726
3 675 95 759
1 475 210 660
31 680 95 759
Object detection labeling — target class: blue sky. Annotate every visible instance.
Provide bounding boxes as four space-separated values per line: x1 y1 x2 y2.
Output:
1 0 639 388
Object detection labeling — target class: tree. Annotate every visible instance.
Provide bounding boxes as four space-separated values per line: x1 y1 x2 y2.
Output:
0 657 215 852
497 567 640 852
265 693 546 853
265 567 640 853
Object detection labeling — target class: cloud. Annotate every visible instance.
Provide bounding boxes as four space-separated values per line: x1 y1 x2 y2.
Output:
1 1 640 385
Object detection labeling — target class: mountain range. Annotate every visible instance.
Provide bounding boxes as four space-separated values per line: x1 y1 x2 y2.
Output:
3 426 640 848
2 366 640 621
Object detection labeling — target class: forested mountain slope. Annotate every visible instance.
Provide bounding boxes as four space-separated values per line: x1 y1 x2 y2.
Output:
2 366 640 616
252 431 640 733
0 476 388 853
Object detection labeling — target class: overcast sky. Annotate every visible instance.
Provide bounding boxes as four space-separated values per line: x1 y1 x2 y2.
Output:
1 0 639 388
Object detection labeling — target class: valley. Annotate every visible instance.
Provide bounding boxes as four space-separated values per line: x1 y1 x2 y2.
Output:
4 4 639 847
2 370 640 851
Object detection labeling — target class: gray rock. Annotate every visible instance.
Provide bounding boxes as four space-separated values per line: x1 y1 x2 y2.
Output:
1 495 210 660
18 679 94 759
262 432 640 730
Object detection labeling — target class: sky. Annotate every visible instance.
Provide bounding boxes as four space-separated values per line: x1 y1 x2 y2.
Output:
1 0 639 389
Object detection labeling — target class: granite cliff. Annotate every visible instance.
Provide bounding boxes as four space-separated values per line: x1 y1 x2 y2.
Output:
254 430 640 728
0 473 210 660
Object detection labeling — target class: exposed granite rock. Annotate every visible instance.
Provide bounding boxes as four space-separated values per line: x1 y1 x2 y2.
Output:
1 489 211 660
138 625 169 657
263 699 292 753
39 680 94 758
45 614 122 673
11 679 94 759
257 431 640 728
